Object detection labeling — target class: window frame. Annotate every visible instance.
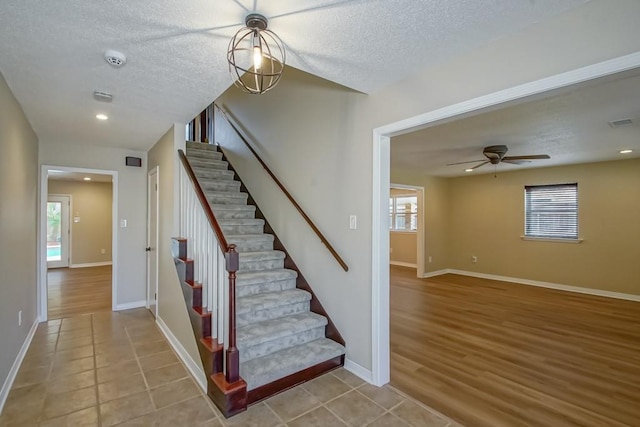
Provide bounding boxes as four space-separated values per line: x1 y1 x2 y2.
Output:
523 183 580 242
389 193 418 232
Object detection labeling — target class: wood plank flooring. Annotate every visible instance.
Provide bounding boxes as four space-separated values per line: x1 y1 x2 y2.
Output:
47 265 112 319
390 265 640 427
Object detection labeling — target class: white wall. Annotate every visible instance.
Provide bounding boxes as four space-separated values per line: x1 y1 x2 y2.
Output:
0 72 39 404
216 0 640 373
39 142 148 307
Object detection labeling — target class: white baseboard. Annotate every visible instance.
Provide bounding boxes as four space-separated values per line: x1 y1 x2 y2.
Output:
390 261 417 268
0 318 39 413
448 269 640 302
156 316 207 392
344 358 373 384
422 269 449 278
70 261 112 269
115 300 147 311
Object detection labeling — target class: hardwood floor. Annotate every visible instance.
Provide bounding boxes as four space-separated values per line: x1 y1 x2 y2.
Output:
389 265 640 427
47 265 112 319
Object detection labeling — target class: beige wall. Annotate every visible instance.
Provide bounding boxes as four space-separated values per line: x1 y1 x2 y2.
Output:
147 126 201 373
448 159 640 295
216 0 640 371
39 143 147 306
48 180 112 266
0 72 39 393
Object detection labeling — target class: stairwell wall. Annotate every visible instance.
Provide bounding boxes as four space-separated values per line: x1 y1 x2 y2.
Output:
147 125 203 374
215 0 640 374
0 72 39 406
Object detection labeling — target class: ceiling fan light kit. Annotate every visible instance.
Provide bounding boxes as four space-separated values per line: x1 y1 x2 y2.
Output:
447 144 550 171
227 13 286 95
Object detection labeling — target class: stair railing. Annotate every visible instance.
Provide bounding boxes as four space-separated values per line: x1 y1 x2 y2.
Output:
213 103 349 272
178 149 240 384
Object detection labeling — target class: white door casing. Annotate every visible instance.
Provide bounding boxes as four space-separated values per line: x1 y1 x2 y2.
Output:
47 195 71 269
147 167 159 317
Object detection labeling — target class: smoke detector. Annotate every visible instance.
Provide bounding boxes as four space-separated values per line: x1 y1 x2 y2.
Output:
93 91 113 102
104 50 127 68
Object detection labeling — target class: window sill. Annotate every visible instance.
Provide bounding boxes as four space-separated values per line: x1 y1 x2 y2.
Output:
520 236 583 244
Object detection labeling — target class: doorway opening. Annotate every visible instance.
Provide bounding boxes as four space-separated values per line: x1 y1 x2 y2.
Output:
39 166 118 321
389 184 424 278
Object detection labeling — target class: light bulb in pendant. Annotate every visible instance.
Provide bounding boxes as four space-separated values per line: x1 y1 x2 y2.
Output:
252 32 262 70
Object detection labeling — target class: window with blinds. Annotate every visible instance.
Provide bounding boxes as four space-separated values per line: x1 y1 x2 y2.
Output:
524 183 578 239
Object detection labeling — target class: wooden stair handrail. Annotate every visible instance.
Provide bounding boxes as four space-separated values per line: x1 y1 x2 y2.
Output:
178 149 230 253
214 104 349 272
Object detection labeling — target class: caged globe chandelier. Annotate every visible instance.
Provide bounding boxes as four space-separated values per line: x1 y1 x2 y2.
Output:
227 13 286 95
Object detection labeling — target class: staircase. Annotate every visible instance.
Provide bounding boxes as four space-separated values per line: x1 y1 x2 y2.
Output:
173 141 345 417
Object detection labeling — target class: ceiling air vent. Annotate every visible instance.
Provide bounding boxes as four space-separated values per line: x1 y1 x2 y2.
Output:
93 91 113 102
608 118 634 128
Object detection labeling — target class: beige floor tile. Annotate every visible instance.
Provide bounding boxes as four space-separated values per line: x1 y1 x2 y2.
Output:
0 383 47 424
99 390 154 426
20 351 54 370
156 396 218 426
97 359 141 383
58 327 93 340
127 324 162 339
143 362 188 389
54 344 94 362
391 401 449 427
94 342 134 356
56 335 93 351
95 351 136 369
287 406 347 427
39 406 99 427
357 383 405 410
150 377 201 409
134 340 171 358
365 412 410 427
98 372 147 403
51 355 94 378
60 320 92 332
42 385 97 420
47 370 96 394
332 368 365 387
302 373 351 403
31 332 60 344
200 418 224 427
36 323 61 335
325 390 385 426
12 364 50 388
264 386 320 422
93 333 130 346
113 413 159 427
26 340 58 355
138 351 179 373
222 402 281 427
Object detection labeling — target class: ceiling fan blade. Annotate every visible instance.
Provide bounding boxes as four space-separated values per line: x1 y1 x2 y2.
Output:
471 161 489 170
446 159 485 166
502 159 531 165
503 154 550 160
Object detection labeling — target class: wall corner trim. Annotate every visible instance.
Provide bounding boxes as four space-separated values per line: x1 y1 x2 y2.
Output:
114 300 147 311
390 261 417 268
422 269 450 278
344 358 373 384
155 316 207 391
69 262 113 269
0 318 39 413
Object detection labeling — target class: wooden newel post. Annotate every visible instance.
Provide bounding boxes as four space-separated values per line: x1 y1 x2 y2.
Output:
225 244 240 383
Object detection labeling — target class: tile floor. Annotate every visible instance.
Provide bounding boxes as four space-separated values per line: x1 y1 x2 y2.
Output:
0 309 459 426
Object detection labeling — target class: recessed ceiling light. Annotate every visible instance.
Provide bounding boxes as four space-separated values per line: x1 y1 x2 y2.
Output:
83 177 92 181
464 168 473 172
96 114 108 120
619 149 633 154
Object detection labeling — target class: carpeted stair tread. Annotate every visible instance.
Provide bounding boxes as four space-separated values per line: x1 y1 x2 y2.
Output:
238 250 286 271
190 159 229 170
236 312 326 348
240 338 346 390
210 204 256 219
186 141 218 151
237 289 310 315
187 150 223 160
199 179 241 192
236 269 297 286
193 168 235 181
206 191 248 205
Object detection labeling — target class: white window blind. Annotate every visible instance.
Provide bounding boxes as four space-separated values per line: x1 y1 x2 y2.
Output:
389 194 418 231
524 183 578 239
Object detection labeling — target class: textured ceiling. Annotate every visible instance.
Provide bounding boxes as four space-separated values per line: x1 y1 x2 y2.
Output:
0 0 588 151
391 69 640 177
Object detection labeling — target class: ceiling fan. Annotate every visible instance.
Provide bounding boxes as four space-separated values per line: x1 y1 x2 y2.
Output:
447 145 550 170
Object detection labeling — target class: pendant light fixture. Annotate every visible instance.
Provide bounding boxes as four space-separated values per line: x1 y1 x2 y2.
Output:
227 14 285 94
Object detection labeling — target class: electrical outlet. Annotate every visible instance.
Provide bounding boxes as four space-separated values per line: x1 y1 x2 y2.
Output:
18 310 22 326
428 256 432 263
390 247 393 253
472 256 478 263
101 248 106 254
349 215 357 230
